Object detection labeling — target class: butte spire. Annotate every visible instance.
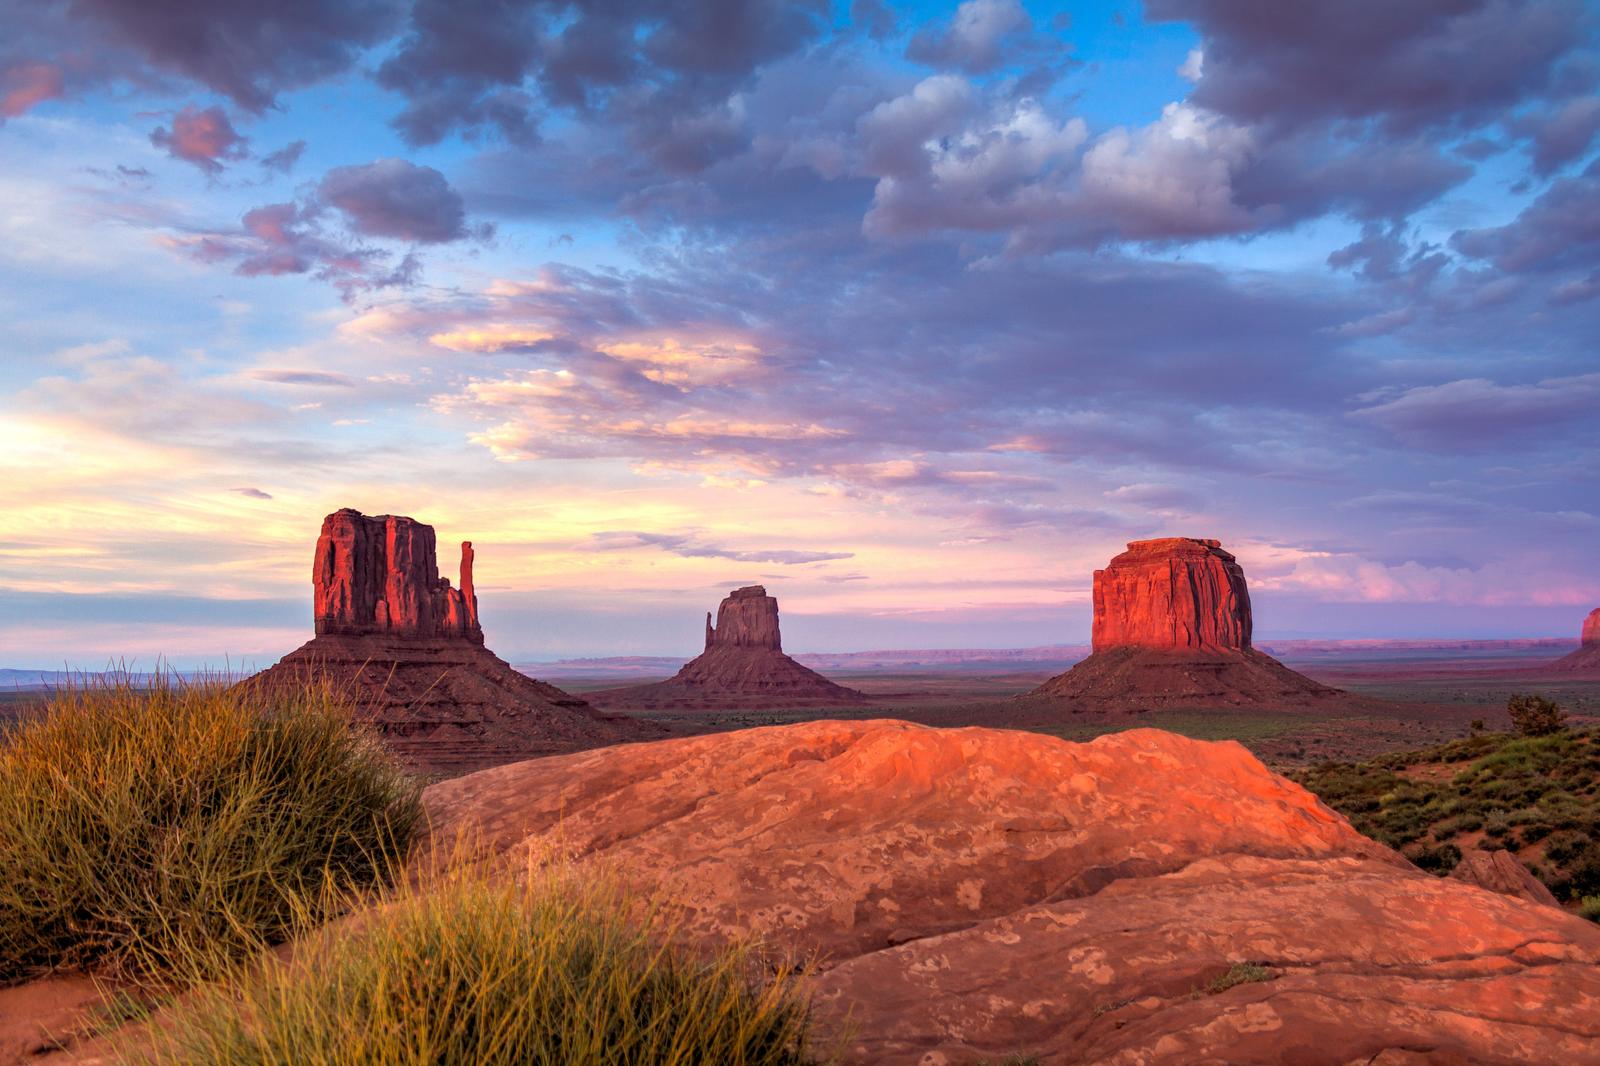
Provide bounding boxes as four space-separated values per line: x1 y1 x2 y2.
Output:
247 508 655 773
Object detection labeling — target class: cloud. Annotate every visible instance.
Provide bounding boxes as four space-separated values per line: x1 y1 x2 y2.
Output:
71 0 407 113
247 369 357 387
588 530 853 565
1147 0 1591 136
232 486 273 499
149 105 248 174
375 0 824 150
260 139 307 174
162 159 484 298
907 0 1032 74
1452 160 1600 274
1351 373 1600 448
318 158 473 243
1 61 63 119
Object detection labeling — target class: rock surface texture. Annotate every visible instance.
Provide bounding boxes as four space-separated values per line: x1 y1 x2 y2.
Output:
248 508 656 774
589 586 865 708
1449 848 1561 908
1549 607 1600 672
423 721 1600 1065
1030 538 1339 707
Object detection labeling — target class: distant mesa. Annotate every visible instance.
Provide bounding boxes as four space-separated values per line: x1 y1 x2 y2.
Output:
1549 607 1600 673
590 585 868 709
1028 537 1340 706
248 508 656 774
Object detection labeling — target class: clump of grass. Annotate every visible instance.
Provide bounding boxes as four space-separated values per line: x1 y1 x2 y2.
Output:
149 863 822 1066
1194 962 1274 997
1580 896 1600 923
0 674 420 980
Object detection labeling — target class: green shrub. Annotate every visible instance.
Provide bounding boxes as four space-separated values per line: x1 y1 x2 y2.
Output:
150 867 821 1066
1508 693 1567 737
0 676 420 979
1580 896 1600 923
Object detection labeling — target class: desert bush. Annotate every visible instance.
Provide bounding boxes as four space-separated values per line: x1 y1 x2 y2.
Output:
150 865 821 1066
1580 896 1600 923
1508 693 1567 737
0 676 420 979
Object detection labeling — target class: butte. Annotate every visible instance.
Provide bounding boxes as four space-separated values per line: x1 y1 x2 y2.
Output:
247 508 654 774
590 585 867 709
1026 537 1341 707
1548 607 1600 673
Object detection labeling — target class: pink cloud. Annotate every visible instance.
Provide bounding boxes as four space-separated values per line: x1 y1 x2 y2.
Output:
150 104 248 174
1 61 64 118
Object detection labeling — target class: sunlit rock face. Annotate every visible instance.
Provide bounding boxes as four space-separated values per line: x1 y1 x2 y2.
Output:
590 585 866 709
313 508 481 642
1550 606 1600 672
421 721 1600 1064
1092 537 1252 653
1029 537 1338 706
703 585 783 651
248 508 658 774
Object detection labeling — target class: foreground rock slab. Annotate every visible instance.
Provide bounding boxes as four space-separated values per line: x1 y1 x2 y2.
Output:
423 720 1600 1064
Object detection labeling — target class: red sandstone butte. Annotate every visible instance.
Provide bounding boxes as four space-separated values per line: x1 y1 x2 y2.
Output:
589 585 867 709
1029 537 1339 706
1549 607 1600 673
246 508 657 774
421 721 1600 1064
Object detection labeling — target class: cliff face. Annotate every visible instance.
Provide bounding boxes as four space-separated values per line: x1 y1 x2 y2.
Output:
313 508 481 642
1030 537 1338 707
1584 608 1600 647
1549 607 1600 673
1092 538 1252 654
705 585 783 651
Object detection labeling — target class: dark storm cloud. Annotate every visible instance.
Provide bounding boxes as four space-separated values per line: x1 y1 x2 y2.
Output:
1146 0 1592 135
69 0 406 112
318 158 472 243
376 0 826 150
149 104 247 174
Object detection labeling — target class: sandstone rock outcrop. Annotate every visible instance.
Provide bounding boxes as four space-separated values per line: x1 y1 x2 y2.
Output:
1449 848 1561 908
422 721 1600 1064
588 585 866 709
314 508 481 641
1549 606 1600 672
248 508 657 774
1029 537 1340 706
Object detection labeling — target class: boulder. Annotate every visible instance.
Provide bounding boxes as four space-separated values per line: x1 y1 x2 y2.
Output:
1449 848 1561 908
589 586 865 709
247 508 658 775
1029 538 1339 707
422 721 1600 1064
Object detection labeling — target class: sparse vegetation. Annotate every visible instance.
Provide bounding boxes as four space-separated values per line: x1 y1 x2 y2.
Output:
1194 962 1274 997
0 676 420 980
1509 693 1568 737
1295 724 1600 902
150 865 822 1066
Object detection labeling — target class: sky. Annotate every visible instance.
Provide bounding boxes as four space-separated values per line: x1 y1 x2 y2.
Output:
2 0 1598 669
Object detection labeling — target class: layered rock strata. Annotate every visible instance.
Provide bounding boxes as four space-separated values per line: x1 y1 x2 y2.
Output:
1029 537 1339 706
248 508 655 774
589 585 866 709
422 721 1600 1064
